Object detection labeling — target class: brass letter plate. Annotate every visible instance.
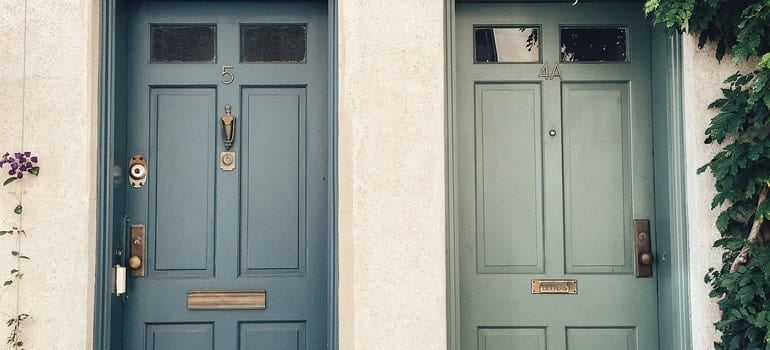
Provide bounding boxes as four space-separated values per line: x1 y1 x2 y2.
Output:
188 290 266 310
531 279 578 294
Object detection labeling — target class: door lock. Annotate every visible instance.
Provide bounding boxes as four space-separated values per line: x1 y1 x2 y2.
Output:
129 224 145 277
634 219 654 278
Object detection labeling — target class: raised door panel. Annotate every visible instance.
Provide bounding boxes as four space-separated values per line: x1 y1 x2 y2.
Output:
478 328 546 350
239 322 306 350
475 83 544 274
149 87 217 276
240 87 307 276
145 323 214 350
566 327 637 350
562 83 633 274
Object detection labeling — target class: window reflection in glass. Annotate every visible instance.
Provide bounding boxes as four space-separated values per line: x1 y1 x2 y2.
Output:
560 27 627 63
475 27 540 63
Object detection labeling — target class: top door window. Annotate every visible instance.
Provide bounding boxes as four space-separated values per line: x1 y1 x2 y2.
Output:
150 24 217 63
560 27 628 63
474 26 540 63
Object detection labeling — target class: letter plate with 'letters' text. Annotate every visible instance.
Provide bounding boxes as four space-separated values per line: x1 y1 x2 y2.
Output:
531 279 578 294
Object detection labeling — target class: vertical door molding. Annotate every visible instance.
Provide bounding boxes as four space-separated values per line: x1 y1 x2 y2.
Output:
444 2 690 350
652 32 692 350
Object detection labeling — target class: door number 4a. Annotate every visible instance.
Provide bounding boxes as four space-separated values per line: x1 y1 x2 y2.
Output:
538 63 563 80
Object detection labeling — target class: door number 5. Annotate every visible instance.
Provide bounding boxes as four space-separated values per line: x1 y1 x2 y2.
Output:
221 65 234 85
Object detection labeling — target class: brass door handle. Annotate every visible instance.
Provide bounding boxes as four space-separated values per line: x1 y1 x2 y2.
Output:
221 104 236 150
128 255 142 269
639 253 654 265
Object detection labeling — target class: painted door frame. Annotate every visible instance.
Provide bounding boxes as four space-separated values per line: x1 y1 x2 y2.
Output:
444 1 691 349
93 0 340 348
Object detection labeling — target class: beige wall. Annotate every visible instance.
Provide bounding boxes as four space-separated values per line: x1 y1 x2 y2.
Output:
0 0 98 349
682 36 756 348
337 0 448 349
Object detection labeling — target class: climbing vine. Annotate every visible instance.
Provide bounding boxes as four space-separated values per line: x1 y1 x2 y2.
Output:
0 152 38 350
645 0 770 348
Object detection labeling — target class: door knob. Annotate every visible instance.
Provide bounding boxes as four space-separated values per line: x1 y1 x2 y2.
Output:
639 253 654 265
128 255 142 269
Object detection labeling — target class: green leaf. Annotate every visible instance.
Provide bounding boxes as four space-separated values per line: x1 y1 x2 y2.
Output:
3 280 11 286
28 166 40 176
11 251 18 256
3 177 17 186
19 256 30 260
14 204 22 215
10 269 18 274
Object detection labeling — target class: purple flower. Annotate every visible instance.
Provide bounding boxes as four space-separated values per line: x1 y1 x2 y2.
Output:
1 151 39 183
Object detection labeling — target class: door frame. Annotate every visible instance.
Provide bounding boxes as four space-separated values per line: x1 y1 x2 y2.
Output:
444 1 691 349
93 1 340 348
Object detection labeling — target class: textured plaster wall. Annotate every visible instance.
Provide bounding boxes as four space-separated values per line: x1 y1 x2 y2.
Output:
0 0 98 349
683 36 755 348
337 0 447 349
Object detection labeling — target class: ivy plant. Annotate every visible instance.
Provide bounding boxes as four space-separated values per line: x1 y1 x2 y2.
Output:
645 0 770 348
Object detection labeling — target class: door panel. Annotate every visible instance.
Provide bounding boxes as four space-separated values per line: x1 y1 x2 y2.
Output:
239 322 307 350
566 328 637 350
240 87 307 275
457 3 657 349
475 83 544 274
478 327 547 350
150 87 217 275
145 323 215 350
562 83 632 274
124 2 328 349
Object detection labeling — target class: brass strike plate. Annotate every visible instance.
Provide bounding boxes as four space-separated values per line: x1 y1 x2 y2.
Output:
531 279 578 294
220 151 236 171
130 225 145 277
188 290 266 310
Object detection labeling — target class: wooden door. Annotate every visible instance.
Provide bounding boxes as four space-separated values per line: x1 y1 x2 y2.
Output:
456 3 658 349
123 2 329 349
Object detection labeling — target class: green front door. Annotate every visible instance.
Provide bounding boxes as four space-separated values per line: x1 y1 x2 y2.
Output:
456 3 658 349
123 2 329 349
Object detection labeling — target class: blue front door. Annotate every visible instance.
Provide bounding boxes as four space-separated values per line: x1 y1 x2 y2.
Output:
123 2 329 349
